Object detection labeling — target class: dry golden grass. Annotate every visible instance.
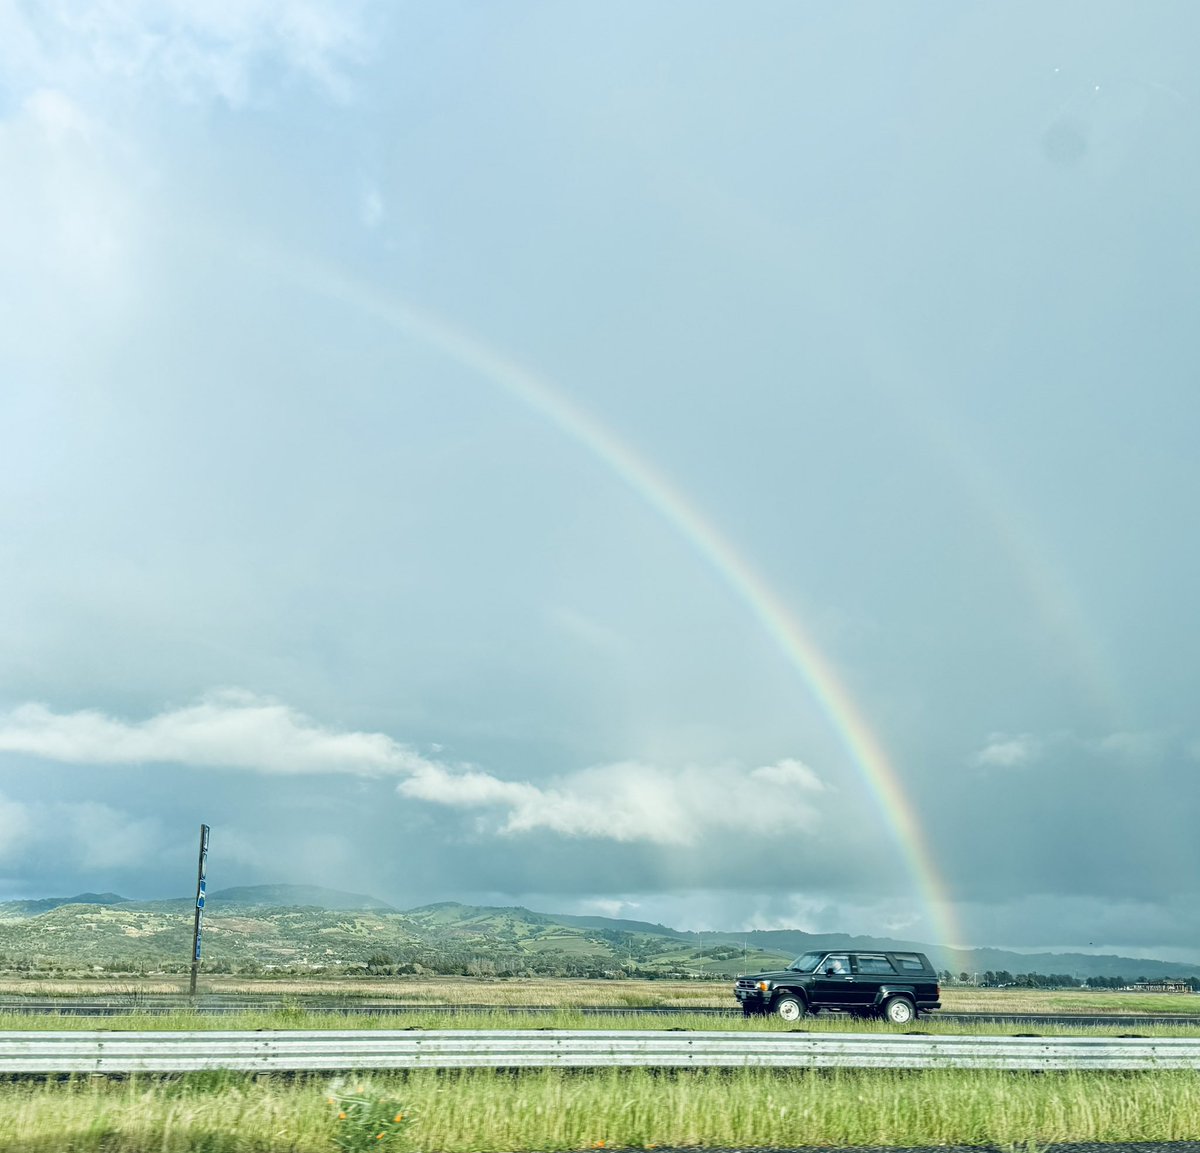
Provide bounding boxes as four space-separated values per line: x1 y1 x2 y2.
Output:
940 985 1200 1016
0 975 732 1007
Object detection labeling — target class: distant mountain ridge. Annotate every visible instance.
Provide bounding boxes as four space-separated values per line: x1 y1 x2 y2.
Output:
0 886 1196 981
210 884 397 911
0 884 393 918
0 892 129 917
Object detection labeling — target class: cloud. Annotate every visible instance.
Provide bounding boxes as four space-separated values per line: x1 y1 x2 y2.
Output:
0 690 828 844
1 0 372 107
577 897 640 920
398 756 826 846
547 605 629 654
971 729 1179 773
1093 730 1168 763
0 793 35 856
0 690 433 776
971 733 1040 769
360 184 385 229
0 88 138 316
0 792 164 872
58 802 165 870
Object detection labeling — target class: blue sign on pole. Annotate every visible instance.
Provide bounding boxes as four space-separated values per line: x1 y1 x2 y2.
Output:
189 824 210 994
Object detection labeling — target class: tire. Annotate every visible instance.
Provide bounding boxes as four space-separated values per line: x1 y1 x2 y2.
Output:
772 994 805 1022
882 996 915 1024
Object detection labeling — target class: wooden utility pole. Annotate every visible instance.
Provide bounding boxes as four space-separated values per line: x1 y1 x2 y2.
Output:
188 824 210 997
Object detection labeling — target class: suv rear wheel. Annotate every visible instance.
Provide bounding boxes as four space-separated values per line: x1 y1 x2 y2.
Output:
882 995 915 1024
772 993 805 1022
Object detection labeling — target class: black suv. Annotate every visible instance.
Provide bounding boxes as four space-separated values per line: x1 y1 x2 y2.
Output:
734 950 941 1024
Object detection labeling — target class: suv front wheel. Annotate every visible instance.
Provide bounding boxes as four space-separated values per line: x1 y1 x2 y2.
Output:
882 995 915 1024
772 993 805 1022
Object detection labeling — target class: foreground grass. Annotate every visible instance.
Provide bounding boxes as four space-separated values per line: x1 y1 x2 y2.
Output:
0 1066 1198 1151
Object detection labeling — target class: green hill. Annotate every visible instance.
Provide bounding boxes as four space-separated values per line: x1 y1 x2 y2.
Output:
0 893 129 918
211 884 397 911
0 887 1195 983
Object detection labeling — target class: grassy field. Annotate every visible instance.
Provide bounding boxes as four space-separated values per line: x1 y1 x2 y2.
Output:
1 975 1197 1016
1 1005 1200 1037
0 976 718 1007
1 1066 1199 1151
941 986 1200 1016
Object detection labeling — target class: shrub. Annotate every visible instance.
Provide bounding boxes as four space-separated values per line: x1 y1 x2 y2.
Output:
327 1079 412 1151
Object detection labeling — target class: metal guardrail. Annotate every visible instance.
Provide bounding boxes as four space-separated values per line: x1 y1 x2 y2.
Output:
3 1029 1200 1073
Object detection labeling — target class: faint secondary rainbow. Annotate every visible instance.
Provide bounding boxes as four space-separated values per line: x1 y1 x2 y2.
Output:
296 262 963 951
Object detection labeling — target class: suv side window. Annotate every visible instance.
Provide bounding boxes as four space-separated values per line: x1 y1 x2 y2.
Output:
854 954 897 975
821 953 851 974
891 953 928 973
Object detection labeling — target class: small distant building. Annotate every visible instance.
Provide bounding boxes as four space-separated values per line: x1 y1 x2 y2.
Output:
1121 980 1193 993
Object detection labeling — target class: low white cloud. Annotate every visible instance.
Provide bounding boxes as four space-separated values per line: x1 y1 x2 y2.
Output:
0 691 828 845
1093 730 1168 763
399 756 826 846
578 897 640 920
749 759 824 789
0 690 433 777
973 729 1181 773
971 733 1040 769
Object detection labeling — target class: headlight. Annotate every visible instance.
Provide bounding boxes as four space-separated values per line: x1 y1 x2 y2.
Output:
757 980 771 992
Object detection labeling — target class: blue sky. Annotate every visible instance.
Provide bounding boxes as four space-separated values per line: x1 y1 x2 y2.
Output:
2 1 1198 959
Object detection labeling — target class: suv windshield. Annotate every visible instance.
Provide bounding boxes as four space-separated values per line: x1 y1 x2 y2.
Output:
788 952 825 973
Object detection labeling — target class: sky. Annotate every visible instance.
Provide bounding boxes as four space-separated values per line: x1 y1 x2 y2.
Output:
1 0 1198 961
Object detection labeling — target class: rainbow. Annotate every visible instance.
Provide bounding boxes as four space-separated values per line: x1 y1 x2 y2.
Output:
843 314 1123 725
636 168 1121 727
294 262 963 952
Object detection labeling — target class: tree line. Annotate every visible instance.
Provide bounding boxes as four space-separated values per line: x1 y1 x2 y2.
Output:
942 969 1200 990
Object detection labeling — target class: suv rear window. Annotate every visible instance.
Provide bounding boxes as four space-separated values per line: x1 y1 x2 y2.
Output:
891 953 928 972
854 954 897 974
